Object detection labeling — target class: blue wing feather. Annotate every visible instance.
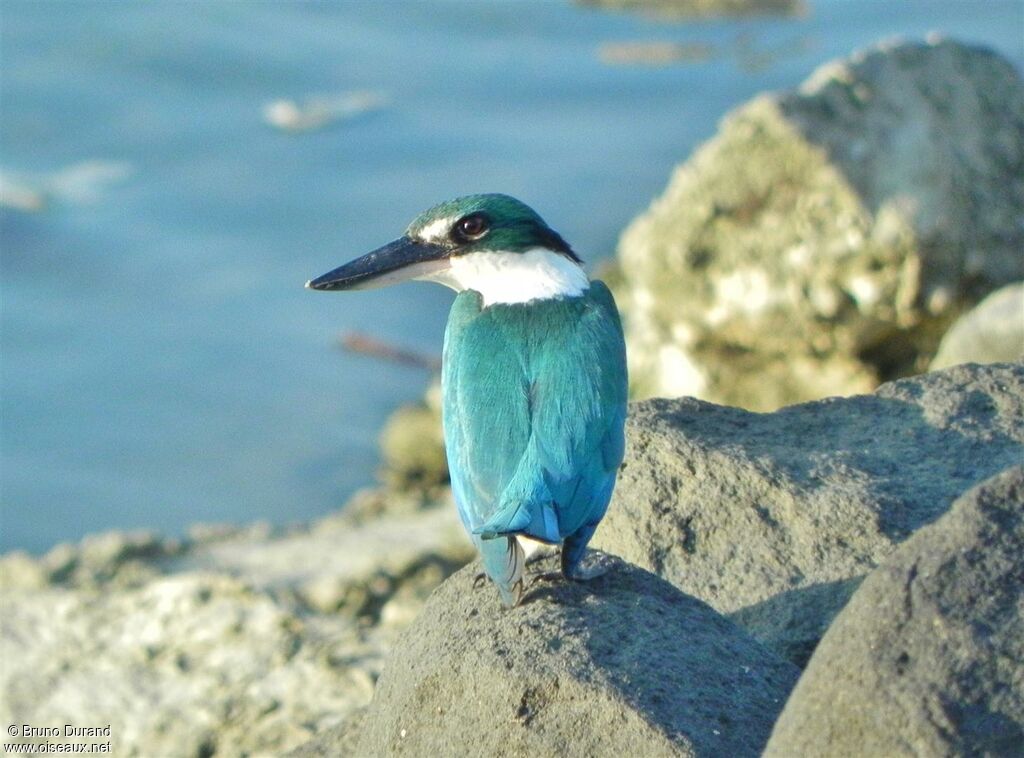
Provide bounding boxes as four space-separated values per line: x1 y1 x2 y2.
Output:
442 282 627 544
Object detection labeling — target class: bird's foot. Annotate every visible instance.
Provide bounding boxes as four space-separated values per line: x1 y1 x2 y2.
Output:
502 578 525 608
472 572 488 589
528 571 563 587
565 553 615 582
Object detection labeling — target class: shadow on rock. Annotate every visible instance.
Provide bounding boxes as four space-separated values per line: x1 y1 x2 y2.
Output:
727 577 863 667
594 362 1024 664
765 466 1024 756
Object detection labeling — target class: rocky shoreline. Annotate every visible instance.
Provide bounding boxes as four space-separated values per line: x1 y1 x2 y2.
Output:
4 361 1021 757
1 490 474 757
3 36 1023 757
293 362 1023 756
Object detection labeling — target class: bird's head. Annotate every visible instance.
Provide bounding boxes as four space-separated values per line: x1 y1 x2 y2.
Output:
307 194 587 305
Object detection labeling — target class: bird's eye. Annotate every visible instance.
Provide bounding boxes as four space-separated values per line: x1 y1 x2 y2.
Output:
453 213 490 242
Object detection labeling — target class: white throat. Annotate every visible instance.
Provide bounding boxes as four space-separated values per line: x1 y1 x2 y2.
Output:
417 247 590 307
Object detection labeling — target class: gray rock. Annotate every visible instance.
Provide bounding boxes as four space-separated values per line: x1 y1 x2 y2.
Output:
613 37 1024 409
932 282 1024 370
765 466 1024 757
349 553 800 758
0 491 474 758
593 362 1024 665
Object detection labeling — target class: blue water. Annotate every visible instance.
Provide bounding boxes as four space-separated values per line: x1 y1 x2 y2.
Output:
2 1 1021 553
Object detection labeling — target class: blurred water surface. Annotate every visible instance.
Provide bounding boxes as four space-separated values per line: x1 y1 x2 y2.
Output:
2 1 1021 552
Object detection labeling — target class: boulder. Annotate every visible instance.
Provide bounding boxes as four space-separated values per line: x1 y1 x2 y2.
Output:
349 554 800 758
765 466 1024 757
612 37 1024 409
931 282 1024 370
592 362 1024 665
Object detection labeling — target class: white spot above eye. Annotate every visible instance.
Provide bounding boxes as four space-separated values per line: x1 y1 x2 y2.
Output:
416 215 458 243
416 248 590 307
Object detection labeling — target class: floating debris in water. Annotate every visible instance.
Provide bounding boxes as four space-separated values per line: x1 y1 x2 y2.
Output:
338 331 441 372
48 161 133 204
578 0 805 20
597 34 815 70
734 33 816 73
600 41 715 66
263 91 388 133
0 173 46 212
0 160 133 212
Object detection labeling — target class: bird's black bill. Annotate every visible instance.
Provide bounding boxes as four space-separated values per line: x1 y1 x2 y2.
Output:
306 236 449 291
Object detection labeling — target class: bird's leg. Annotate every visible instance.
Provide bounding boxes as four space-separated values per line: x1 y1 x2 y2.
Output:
561 524 612 582
472 572 488 589
565 556 612 581
516 535 562 586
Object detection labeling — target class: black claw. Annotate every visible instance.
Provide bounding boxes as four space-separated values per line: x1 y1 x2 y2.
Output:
528 571 563 587
510 579 525 607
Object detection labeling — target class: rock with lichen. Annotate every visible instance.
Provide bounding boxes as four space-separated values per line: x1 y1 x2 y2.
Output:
612 37 1024 410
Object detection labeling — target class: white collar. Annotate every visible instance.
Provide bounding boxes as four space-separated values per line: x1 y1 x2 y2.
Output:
416 247 589 307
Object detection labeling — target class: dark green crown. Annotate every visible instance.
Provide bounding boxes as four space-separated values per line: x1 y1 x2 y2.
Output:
407 194 579 261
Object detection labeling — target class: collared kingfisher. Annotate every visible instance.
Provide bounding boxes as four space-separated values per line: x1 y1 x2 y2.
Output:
307 194 627 607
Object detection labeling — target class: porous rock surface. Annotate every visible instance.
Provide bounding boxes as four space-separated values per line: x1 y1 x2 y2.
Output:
0 491 474 758
613 37 1024 408
346 554 799 758
931 282 1024 370
765 466 1024 757
593 362 1024 665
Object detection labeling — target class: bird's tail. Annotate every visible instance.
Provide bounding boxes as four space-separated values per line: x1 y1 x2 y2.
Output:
476 534 525 607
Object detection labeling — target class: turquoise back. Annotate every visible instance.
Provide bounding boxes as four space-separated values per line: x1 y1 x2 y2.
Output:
441 281 627 543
